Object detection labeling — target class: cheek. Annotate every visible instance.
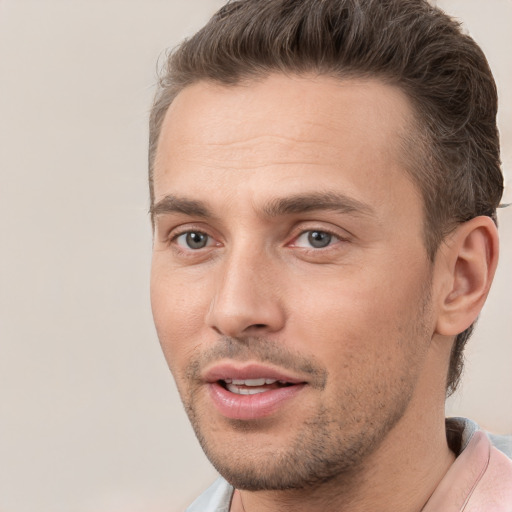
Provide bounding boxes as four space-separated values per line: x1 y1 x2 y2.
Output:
150 262 211 372
288 273 431 411
287 259 431 358
151 255 209 323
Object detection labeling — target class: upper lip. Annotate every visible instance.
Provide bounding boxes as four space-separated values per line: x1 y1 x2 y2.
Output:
202 362 307 384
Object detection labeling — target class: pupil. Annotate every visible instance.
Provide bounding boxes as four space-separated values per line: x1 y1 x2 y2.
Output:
186 232 207 249
308 231 331 248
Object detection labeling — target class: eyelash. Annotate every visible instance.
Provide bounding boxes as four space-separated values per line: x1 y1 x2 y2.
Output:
290 229 344 250
168 227 346 253
170 228 217 251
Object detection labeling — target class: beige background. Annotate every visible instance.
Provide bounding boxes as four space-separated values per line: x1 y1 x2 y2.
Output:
0 1 510 511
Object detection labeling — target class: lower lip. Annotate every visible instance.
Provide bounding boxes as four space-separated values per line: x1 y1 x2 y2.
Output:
207 382 306 420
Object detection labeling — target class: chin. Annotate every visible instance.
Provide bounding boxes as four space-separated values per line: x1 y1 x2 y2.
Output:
187 402 405 492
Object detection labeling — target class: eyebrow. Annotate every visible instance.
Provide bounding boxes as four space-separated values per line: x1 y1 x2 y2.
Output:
262 191 375 218
150 195 214 218
150 191 375 220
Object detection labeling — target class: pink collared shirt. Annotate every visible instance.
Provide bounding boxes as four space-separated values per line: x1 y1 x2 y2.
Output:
423 428 512 511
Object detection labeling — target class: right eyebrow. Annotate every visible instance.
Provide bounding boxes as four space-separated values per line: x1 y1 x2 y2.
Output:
262 191 375 218
150 194 214 218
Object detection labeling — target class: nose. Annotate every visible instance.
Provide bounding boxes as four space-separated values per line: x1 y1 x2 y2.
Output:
205 246 286 338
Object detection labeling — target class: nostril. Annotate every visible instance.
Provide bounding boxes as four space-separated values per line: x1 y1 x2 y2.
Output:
251 324 267 329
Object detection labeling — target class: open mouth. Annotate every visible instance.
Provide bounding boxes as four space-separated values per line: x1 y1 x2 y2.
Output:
204 364 307 419
219 378 295 395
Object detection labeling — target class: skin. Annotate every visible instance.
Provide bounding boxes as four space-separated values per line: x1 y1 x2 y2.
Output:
150 75 497 512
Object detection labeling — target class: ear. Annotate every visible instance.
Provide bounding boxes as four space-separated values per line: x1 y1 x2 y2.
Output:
435 216 499 337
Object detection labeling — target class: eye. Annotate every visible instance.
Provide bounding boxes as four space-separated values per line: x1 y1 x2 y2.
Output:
293 230 337 249
175 231 212 250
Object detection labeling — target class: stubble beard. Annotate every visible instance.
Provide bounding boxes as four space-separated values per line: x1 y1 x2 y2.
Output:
177 326 431 491
186 392 413 492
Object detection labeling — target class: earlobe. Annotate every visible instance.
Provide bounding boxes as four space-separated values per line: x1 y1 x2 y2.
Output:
435 216 499 337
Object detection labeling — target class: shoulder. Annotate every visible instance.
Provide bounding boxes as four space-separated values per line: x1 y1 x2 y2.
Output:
449 417 512 511
185 477 234 512
467 433 512 510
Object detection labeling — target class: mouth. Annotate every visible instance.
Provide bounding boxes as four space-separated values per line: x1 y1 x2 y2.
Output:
220 378 295 395
203 363 307 420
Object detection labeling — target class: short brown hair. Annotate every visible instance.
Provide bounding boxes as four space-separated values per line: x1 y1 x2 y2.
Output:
149 0 503 396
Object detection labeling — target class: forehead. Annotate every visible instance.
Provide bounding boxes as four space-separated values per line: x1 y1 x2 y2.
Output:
153 74 420 215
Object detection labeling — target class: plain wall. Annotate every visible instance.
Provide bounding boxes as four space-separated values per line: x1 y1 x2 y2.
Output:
0 1 510 511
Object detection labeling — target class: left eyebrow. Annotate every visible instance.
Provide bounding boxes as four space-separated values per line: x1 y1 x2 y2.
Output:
150 194 215 219
262 192 375 218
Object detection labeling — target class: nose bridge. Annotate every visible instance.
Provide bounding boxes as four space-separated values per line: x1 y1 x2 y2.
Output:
206 237 284 337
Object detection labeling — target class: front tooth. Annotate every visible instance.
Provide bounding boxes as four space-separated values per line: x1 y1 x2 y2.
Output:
231 378 267 386
245 378 267 386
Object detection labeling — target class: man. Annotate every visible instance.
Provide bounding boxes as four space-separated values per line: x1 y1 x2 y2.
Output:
148 0 512 510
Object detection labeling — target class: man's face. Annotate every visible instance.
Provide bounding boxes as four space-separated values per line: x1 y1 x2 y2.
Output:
150 75 437 490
